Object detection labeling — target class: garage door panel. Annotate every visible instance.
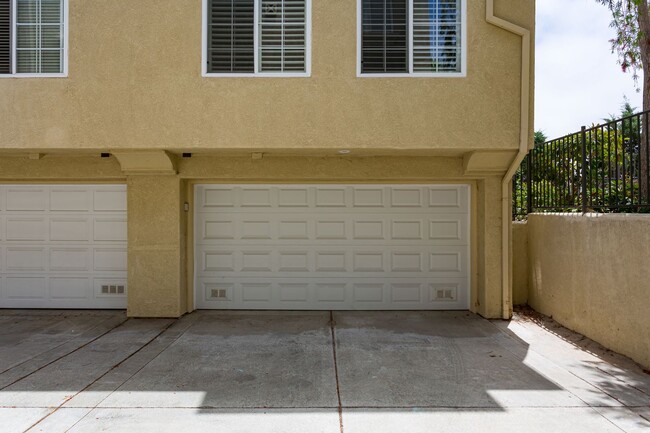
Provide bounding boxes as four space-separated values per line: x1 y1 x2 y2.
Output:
93 218 127 242
202 187 236 208
390 187 424 207
50 277 90 299
203 250 236 272
278 220 309 240
93 188 127 212
50 218 90 241
428 187 468 210
240 188 273 207
202 219 236 240
93 248 127 272
5 276 47 299
196 277 469 310
50 189 91 212
50 248 90 271
353 188 386 207
0 185 127 309
278 187 310 207
197 248 467 278
198 213 467 246
6 247 46 271
6 188 47 212
6 217 47 241
315 188 348 207
195 184 469 310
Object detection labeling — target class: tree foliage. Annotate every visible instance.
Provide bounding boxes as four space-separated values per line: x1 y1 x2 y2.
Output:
597 0 645 79
514 101 649 218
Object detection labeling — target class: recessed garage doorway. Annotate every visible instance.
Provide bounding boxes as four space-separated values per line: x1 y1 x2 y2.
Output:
194 184 470 310
0 185 127 309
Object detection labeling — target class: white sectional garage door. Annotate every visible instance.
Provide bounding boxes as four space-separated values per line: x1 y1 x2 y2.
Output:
194 184 470 310
0 185 127 309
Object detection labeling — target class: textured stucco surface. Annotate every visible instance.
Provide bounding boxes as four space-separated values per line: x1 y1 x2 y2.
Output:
0 0 535 318
0 0 534 153
127 176 186 318
525 214 650 368
512 221 528 305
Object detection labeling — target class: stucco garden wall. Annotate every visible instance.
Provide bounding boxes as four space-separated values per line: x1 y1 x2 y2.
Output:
516 214 650 368
512 221 528 305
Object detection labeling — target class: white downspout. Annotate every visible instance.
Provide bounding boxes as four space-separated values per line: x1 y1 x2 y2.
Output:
485 0 532 319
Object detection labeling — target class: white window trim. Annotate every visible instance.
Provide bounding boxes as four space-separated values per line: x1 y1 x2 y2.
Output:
0 0 69 78
201 0 312 78
356 0 467 78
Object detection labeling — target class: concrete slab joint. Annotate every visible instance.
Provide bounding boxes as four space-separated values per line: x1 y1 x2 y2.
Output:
1 310 649 433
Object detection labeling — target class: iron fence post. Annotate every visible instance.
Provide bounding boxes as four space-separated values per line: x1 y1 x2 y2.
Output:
526 152 533 214
581 126 588 213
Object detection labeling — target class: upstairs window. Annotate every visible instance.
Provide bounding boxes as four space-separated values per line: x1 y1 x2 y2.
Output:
358 0 465 76
204 0 311 77
0 0 67 76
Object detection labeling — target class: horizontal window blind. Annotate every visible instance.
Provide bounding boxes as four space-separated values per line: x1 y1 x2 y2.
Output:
259 0 306 72
16 0 64 74
208 0 254 73
361 0 408 73
413 0 460 73
360 0 462 75
207 0 308 74
0 0 10 74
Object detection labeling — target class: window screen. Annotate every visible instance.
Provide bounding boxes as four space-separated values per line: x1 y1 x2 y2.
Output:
0 0 10 74
16 0 64 74
207 0 308 75
360 0 462 75
207 0 254 73
361 0 408 73
413 0 461 73
259 0 306 72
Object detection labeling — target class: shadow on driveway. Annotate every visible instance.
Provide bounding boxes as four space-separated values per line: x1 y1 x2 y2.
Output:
0 309 649 433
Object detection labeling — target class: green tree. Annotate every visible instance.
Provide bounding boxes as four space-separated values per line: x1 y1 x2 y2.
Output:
515 101 647 218
597 0 650 196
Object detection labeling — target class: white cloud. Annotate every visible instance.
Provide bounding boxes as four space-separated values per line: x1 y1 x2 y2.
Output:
535 0 642 138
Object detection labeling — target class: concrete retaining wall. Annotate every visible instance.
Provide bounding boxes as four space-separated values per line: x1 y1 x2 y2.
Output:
514 213 650 369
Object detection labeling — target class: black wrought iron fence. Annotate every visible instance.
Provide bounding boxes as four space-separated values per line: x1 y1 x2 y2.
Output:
513 110 650 219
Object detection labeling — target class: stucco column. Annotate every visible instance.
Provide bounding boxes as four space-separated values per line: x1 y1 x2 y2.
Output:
126 175 188 317
475 176 504 319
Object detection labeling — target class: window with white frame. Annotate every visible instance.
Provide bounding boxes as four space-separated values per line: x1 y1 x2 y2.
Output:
205 0 310 76
0 0 67 76
359 0 464 76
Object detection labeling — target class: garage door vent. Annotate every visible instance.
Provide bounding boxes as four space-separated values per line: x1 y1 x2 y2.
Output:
435 289 456 301
101 284 126 295
211 289 228 299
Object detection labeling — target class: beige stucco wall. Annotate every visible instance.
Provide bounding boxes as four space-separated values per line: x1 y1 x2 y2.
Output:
0 0 534 153
512 221 528 305
0 0 535 318
0 153 507 319
127 175 187 317
526 213 650 369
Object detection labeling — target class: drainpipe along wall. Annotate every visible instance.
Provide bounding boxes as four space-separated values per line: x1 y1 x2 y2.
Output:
485 0 533 319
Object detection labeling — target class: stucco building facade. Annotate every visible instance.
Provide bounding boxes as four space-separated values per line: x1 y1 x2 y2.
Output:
0 0 535 319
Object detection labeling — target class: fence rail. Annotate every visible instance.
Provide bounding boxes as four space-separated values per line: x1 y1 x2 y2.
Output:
513 110 650 219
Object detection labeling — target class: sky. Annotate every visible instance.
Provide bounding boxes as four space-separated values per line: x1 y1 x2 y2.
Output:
535 0 643 138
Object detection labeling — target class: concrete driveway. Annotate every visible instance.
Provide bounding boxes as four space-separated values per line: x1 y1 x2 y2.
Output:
0 310 649 433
